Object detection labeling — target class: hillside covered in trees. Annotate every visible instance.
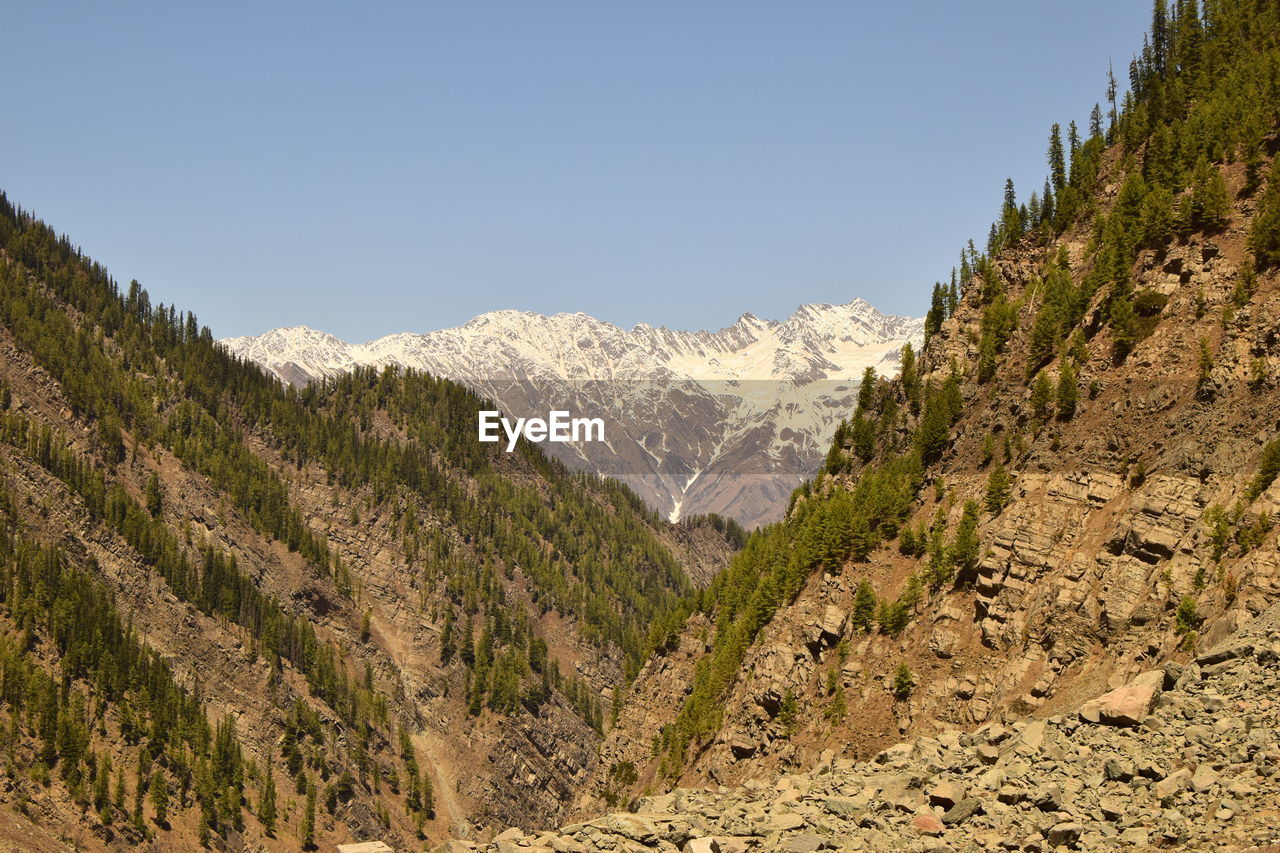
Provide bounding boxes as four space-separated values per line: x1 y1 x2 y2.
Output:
0 195 739 848
585 0 1280 805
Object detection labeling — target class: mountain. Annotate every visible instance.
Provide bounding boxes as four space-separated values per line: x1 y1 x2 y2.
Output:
221 301 923 527
0 194 745 849
8 2 1280 851
477 603 1280 851
461 0 1280 842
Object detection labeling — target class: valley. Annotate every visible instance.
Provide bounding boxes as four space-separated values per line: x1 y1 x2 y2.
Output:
2 2 1280 852
222 302 923 527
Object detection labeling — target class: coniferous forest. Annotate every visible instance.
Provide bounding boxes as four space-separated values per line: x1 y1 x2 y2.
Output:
0 192 732 845
648 0 1280 777
4 0 1280 849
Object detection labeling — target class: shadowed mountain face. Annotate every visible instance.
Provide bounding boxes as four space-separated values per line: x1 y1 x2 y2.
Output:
222 301 923 526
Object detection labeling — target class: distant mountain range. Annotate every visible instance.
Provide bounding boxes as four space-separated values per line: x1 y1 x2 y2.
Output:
222 300 923 525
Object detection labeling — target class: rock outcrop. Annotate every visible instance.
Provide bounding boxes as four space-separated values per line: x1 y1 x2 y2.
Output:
437 602 1280 851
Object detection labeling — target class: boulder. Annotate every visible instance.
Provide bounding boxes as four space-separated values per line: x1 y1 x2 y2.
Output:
1196 639 1254 666
912 814 946 836
1189 763 1219 793
1045 821 1083 848
780 833 827 853
1103 758 1135 781
941 797 984 826
1099 797 1125 821
1079 670 1163 726
928 779 967 808
765 812 805 832
1154 767 1192 799
682 840 721 853
1033 783 1062 812
822 796 866 817
817 605 847 646
728 735 757 759
599 814 658 844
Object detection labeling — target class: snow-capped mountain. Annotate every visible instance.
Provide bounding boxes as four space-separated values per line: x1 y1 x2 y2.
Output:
222 300 923 526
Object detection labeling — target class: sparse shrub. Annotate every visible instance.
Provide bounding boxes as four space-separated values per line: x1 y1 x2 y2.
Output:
1204 505 1231 562
777 689 799 735
1174 595 1201 636
1195 337 1214 397
1246 438 1280 501
892 662 915 699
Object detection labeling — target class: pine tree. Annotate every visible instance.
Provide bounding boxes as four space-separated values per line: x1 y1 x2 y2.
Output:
985 461 1012 514
259 774 277 836
1234 259 1257 307
1055 361 1077 420
93 755 112 815
949 500 981 574
1250 159 1280 266
925 521 952 588
133 759 147 830
145 472 163 517
1029 371 1053 425
1026 305 1059 377
420 767 435 818
150 770 169 826
852 580 877 632
1105 63 1119 138
1196 337 1214 397
892 662 915 699
999 178 1022 245
1190 159 1230 231
900 343 919 413
925 283 946 342
1048 124 1067 193
302 781 317 849
1109 278 1138 361
198 811 211 847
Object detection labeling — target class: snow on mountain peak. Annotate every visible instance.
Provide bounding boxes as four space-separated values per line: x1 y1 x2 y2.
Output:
221 299 923 525
225 299 920 386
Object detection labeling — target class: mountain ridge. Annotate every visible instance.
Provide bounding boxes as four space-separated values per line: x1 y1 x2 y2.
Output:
543 2 1280 842
222 300 923 526
221 299 921 383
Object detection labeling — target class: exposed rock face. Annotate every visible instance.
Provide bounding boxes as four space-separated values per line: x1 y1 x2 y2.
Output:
582 147 1280 807
436 603 1280 851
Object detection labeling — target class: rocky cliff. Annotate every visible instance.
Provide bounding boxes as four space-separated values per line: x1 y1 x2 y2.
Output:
436 601 1280 851
557 2 1280 838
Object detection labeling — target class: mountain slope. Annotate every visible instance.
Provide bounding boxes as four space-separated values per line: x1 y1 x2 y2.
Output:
0 196 737 848
484 604 1280 852
570 0 1280 820
222 302 923 527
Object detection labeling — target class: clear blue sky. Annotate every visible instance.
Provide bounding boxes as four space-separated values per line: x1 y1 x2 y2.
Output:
4 2 1150 341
